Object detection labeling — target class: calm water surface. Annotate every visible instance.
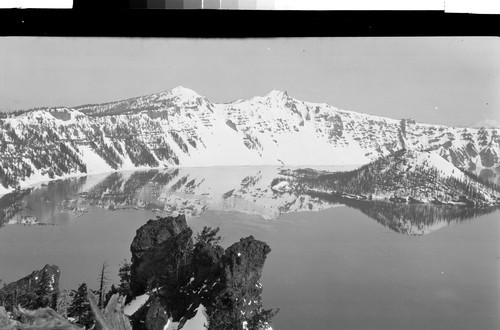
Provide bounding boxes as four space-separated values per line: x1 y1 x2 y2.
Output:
190 209 500 330
0 168 499 329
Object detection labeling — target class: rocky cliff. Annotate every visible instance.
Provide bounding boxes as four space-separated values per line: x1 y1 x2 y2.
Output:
0 264 60 311
129 214 192 298
127 215 274 330
214 236 272 330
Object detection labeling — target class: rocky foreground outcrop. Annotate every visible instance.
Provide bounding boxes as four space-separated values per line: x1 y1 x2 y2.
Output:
0 265 60 311
129 215 192 298
128 215 274 330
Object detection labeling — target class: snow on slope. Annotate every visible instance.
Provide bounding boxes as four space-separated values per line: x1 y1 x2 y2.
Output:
79 146 114 173
414 151 465 181
123 292 209 330
1 86 499 194
167 305 208 330
124 293 150 316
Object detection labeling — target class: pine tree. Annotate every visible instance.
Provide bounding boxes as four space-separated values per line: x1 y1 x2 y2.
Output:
118 259 132 298
247 307 279 330
195 226 222 246
97 262 109 309
68 283 94 329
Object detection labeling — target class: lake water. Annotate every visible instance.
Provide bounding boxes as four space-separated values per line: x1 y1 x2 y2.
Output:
0 167 499 329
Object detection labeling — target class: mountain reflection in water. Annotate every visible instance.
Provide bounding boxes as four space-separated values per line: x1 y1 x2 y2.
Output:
0 167 497 235
308 191 498 235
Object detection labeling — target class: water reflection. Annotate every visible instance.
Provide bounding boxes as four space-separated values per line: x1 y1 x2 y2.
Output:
308 190 498 235
0 168 497 235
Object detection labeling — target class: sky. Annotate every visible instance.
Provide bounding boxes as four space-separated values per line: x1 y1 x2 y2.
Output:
0 37 499 126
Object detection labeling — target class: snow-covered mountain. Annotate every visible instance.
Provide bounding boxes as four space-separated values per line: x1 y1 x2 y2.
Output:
0 86 499 194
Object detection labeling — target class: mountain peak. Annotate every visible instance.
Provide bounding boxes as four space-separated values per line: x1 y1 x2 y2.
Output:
166 86 203 99
265 89 289 100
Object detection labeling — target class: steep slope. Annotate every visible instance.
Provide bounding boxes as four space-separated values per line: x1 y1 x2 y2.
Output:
289 149 499 205
0 86 499 193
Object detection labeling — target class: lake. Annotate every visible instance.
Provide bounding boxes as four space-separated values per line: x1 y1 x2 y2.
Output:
0 167 499 329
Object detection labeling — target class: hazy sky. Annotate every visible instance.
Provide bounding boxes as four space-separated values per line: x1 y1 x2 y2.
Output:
0 37 499 126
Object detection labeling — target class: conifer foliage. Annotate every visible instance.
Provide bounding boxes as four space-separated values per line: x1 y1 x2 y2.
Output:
67 283 94 329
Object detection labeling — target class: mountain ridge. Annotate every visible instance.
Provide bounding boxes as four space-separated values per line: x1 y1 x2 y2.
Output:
2 86 497 129
0 86 499 194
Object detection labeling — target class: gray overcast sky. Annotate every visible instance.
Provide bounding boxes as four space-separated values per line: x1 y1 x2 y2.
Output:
0 37 499 126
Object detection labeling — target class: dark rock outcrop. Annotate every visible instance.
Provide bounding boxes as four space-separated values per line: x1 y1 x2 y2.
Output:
131 215 188 254
129 215 192 297
174 235 271 330
0 264 60 310
192 242 224 285
144 297 169 330
214 236 272 330
128 216 273 330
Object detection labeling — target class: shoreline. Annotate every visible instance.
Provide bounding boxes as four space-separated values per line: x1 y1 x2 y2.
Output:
0 163 362 197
